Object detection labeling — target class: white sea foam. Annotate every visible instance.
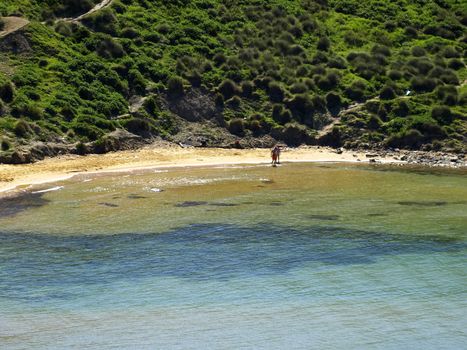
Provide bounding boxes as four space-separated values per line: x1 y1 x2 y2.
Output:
32 186 64 194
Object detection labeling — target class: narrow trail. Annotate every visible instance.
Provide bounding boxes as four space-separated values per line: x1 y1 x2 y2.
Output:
318 75 466 138
0 17 30 38
55 0 113 23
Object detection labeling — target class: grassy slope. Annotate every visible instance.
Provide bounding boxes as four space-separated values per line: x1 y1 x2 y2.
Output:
0 0 465 155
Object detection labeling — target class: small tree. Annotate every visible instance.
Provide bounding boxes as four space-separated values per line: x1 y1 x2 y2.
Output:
167 76 184 96
317 36 330 51
228 118 245 136
380 86 396 100
431 105 453 125
218 79 237 100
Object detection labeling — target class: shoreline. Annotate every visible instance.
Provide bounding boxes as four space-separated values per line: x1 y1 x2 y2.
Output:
0 144 464 197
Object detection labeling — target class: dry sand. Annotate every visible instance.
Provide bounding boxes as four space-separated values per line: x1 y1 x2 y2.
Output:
0 144 401 196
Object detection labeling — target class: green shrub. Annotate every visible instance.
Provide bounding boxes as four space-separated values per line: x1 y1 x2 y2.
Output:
14 120 32 138
388 70 402 80
372 45 391 57
311 95 326 112
286 94 314 121
214 93 224 108
345 81 367 101
82 8 118 35
380 86 396 100
1 139 11 151
226 95 241 109
317 36 330 51
228 118 245 136
218 79 237 100
121 27 139 39
96 36 124 58
282 123 309 146
410 76 436 93
0 82 14 103
386 129 423 149
367 115 382 130
241 81 253 97
447 59 464 70
290 82 308 94
431 105 453 125
123 118 153 136
167 76 185 96
393 100 409 117
411 46 426 57
442 46 460 58
72 122 104 141
436 85 458 106
326 92 341 110
248 119 262 136
268 82 285 102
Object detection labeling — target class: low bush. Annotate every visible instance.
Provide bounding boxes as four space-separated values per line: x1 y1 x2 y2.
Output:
218 79 237 100
241 81 253 97
317 36 330 51
228 118 245 136
167 76 184 96
411 46 426 57
282 123 309 146
268 81 285 102
380 86 396 100
393 100 409 117
431 105 453 125
14 120 32 138
410 76 436 93
1 139 11 151
436 85 458 106
447 59 464 70
0 82 14 103
123 118 153 136
386 129 424 149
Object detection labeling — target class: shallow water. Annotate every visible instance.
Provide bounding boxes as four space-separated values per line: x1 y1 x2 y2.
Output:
0 163 466 349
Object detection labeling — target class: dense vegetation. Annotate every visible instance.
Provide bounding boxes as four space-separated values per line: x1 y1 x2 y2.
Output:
0 0 466 159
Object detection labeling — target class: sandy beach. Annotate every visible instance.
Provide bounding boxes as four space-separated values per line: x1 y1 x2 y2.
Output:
0 143 403 196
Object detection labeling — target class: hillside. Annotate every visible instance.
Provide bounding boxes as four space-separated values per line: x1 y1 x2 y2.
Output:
0 0 466 163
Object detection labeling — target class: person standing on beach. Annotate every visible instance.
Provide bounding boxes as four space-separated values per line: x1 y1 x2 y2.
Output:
271 145 280 165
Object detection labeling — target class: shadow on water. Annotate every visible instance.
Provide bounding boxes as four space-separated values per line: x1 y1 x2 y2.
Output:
0 192 50 218
0 224 465 303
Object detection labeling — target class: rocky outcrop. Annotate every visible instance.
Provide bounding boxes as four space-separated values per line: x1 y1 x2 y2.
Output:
166 88 225 125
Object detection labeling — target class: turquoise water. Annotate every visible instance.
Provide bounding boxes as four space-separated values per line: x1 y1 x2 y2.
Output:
0 163 466 349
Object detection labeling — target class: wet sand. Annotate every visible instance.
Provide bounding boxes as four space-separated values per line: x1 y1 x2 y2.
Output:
0 144 401 196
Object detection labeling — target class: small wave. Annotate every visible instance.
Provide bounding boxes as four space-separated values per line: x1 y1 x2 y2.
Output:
150 188 164 193
32 186 64 194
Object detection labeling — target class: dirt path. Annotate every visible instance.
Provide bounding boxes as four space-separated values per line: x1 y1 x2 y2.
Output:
58 0 113 22
0 17 30 38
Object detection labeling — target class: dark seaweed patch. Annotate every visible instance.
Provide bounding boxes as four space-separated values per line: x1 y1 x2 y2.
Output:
0 224 465 294
209 203 238 207
270 202 284 206
98 202 119 208
309 214 340 221
398 201 447 207
175 201 208 207
0 192 50 218
367 213 387 217
127 194 147 199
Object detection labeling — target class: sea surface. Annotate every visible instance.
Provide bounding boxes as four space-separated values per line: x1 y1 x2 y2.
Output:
0 162 466 349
